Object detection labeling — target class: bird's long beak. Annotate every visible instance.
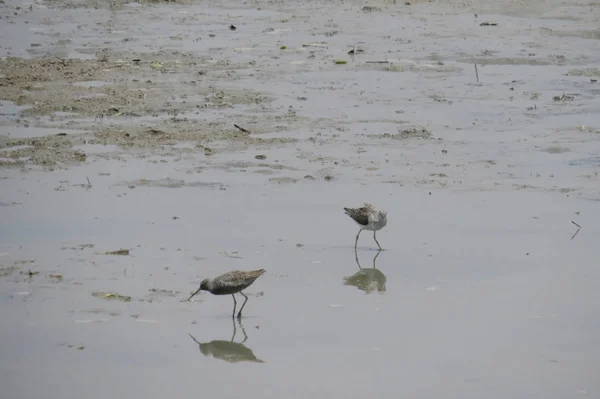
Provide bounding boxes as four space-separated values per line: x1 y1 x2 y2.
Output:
188 287 202 301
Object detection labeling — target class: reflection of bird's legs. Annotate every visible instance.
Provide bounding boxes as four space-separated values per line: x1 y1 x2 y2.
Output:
237 318 248 344
231 294 237 319
373 231 382 250
231 317 237 342
354 246 362 269
355 229 363 249
237 292 249 318
373 249 382 269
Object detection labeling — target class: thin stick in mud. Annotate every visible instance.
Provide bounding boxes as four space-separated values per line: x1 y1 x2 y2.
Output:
234 124 251 134
474 64 480 83
571 220 582 240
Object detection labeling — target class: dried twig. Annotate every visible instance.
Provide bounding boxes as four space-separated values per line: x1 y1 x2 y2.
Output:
234 124 251 134
366 61 390 64
86 176 92 188
571 220 582 240
474 64 480 83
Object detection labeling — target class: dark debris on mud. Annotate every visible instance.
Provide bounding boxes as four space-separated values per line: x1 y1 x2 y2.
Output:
99 249 131 256
369 126 433 140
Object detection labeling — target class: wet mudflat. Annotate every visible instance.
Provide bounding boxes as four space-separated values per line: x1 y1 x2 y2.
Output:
1 0 600 398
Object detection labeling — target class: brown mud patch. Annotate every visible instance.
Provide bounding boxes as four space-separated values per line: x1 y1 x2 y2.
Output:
91 121 298 149
0 134 86 167
50 0 197 10
0 51 300 167
0 53 271 119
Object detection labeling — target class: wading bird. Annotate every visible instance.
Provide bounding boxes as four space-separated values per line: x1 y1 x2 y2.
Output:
188 269 266 318
344 203 387 250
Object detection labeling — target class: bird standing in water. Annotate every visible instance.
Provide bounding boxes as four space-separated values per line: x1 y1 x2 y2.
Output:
188 269 266 318
344 203 387 250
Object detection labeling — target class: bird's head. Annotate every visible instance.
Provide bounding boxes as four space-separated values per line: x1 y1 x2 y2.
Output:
188 278 211 301
199 278 210 291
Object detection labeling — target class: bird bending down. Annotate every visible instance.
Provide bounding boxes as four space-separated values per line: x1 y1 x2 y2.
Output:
188 269 266 318
344 203 388 250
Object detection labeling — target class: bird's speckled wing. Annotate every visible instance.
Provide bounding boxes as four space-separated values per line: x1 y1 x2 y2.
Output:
208 269 265 295
344 207 370 226
217 269 265 287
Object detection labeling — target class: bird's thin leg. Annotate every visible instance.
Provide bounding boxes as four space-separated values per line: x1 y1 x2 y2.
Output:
354 229 362 249
237 292 249 319
373 230 382 250
231 294 237 319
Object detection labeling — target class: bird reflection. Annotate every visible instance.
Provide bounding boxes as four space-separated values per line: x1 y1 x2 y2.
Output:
188 318 264 364
343 249 387 294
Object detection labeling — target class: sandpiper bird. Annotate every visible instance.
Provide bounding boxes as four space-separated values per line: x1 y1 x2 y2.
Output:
188 269 266 318
344 203 387 250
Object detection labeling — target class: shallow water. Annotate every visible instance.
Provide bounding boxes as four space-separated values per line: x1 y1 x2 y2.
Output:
2 160 599 398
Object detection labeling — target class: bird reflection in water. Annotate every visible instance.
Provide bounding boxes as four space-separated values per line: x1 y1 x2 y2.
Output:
343 249 386 294
188 318 264 364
